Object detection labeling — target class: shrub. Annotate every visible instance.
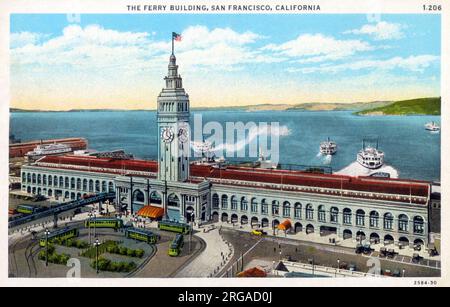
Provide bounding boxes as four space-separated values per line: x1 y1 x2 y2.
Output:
135 249 144 258
126 249 136 257
119 247 128 255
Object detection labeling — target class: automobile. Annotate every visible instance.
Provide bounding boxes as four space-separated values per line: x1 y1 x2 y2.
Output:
392 270 401 277
251 229 267 236
379 247 387 258
412 253 421 264
348 264 357 271
355 244 364 254
383 269 392 276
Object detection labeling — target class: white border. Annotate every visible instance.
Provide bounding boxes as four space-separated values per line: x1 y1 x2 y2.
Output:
0 0 448 287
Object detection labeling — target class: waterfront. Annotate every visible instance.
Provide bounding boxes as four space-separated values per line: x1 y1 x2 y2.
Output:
10 110 440 181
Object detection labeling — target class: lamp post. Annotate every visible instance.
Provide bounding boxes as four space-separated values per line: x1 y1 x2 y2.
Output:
94 238 100 274
45 228 50 267
93 213 97 240
402 269 406 278
88 212 93 245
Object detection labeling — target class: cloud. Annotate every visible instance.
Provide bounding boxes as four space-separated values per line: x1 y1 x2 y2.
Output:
10 24 277 74
344 21 405 40
262 34 372 63
10 31 45 48
288 55 440 74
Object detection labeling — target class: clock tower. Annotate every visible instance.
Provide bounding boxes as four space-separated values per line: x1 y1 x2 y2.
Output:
157 52 190 182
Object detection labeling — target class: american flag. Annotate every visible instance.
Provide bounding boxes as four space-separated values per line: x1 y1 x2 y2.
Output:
172 32 182 41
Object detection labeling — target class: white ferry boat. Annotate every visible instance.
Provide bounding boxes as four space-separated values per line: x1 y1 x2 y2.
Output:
424 121 440 132
320 137 337 155
356 140 384 169
257 152 278 169
26 143 72 159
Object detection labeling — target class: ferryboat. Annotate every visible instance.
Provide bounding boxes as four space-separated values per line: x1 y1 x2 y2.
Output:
320 137 337 155
424 121 440 132
356 140 384 169
26 142 72 160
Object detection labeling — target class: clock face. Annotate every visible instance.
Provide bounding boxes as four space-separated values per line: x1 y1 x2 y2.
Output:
178 127 189 143
161 127 174 143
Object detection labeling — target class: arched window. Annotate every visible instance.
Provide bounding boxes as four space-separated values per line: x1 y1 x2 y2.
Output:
42 174 47 185
168 194 180 207
22 172 27 183
27 173 31 183
318 205 326 222
89 179 94 192
261 199 268 215
370 211 379 228
71 177 75 189
306 204 314 220
251 198 258 213
212 194 220 209
53 175 57 187
77 178 81 190
283 201 291 217
294 203 302 219
343 208 352 225
83 179 88 191
356 209 365 226
231 196 238 210
59 176 64 187
108 182 114 192
384 212 394 230
65 177 69 188
413 216 424 234
95 180 100 192
32 173 36 184
272 200 280 216
241 197 248 211
330 207 339 223
150 191 162 204
48 175 53 186
37 174 41 184
221 195 228 209
102 181 107 192
398 214 409 232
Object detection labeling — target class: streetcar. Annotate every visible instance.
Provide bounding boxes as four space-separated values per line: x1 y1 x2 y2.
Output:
39 227 79 247
125 227 159 244
16 204 38 215
158 220 190 234
84 217 124 229
168 234 184 256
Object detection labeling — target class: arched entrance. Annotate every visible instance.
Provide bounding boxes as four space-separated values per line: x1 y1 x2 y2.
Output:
356 231 366 242
306 224 315 234
150 191 162 204
167 194 181 221
370 233 380 244
132 189 145 213
399 237 410 248
261 218 269 228
384 234 394 245
212 211 219 222
221 212 229 222
231 214 238 224
294 222 303 233
241 215 248 225
251 216 259 228
343 229 353 240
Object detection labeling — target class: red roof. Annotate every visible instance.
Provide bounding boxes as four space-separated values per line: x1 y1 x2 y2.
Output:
33 155 430 204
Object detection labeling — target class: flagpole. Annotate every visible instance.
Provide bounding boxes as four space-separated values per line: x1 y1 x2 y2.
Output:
171 33 174 55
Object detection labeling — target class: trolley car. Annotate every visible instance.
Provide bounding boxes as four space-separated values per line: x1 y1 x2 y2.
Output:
84 217 123 229
16 204 38 215
125 227 159 244
39 227 79 247
158 220 190 234
168 234 184 256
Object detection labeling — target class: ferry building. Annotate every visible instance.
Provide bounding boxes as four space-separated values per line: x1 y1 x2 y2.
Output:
20 52 432 249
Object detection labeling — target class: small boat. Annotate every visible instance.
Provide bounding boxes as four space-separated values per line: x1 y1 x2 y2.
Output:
320 137 337 155
425 121 440 132
357 140 384 169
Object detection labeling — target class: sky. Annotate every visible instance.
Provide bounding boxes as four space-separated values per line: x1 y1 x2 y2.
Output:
10 14 441 110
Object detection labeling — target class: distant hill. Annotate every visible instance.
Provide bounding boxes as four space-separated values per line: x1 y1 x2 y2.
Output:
356 97 441 116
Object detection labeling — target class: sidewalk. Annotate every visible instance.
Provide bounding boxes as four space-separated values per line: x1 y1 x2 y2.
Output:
175 226 234 277
214 220 439 262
